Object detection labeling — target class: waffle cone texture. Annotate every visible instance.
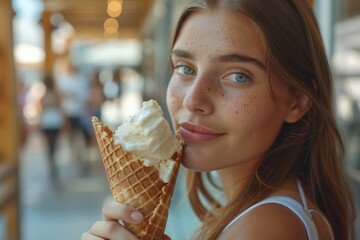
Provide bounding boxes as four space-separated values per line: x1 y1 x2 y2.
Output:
92 117 183 240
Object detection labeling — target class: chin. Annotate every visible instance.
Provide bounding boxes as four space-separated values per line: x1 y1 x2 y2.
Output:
181 151 217 172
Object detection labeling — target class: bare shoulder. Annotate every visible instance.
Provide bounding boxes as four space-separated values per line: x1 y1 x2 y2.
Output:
219 203 308 240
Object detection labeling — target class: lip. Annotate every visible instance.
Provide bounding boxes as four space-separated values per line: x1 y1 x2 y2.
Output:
179 122 224 143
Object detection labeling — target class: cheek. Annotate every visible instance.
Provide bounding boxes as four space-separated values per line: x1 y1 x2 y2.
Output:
223 89 282 135
166 80 183 115
222 93 260 123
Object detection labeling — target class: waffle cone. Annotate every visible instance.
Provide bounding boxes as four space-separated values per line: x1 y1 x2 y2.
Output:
92 117 183 240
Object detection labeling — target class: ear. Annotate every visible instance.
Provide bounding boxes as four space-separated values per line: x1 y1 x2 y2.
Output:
284 91 312 123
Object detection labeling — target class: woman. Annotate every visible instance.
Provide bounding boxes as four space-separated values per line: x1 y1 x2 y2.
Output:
82 0 356 239
40 74 64 184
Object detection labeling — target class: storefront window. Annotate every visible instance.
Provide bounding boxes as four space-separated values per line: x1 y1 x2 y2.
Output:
333 4 360 235
333 0 360 172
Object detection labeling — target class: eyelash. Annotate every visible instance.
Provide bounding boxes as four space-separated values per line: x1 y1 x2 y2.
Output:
173 64 252 84
224 71 252 84
173 65 196 76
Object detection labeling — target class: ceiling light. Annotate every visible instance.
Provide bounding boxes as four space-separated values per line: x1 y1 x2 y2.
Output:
107 1 122 18
104 18 119 34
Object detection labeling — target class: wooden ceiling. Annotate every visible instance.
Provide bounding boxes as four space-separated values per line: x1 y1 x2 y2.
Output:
41 0 360 39
42 0 155 39
342 0 360 19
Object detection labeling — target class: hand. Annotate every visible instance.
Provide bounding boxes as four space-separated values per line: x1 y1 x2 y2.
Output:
81 201 143 240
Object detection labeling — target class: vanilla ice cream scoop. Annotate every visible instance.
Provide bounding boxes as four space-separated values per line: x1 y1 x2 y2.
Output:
113 99 182 183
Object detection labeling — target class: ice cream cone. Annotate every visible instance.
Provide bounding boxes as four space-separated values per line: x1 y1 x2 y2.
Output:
92 117 183 240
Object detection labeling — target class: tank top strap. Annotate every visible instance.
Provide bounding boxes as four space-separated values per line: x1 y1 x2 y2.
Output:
296 179 335 240
297 179 309 210
221 196 319 240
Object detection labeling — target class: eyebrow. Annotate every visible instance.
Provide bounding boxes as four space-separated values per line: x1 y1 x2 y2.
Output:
171 49 266 71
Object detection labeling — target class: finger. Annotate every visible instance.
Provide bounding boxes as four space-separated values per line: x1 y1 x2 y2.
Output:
90 220 138 240
81 231 104 240
102 202 143 224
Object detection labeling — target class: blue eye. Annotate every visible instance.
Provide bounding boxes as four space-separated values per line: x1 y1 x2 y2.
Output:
174 65 195 76
228 72 251 83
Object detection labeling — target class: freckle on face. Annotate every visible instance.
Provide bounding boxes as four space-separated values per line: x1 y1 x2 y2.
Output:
223 93 260 117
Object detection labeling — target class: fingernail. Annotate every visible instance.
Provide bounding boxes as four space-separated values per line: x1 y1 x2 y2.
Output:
131 211 143 222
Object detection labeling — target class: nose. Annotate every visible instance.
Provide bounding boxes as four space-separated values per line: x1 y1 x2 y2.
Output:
183 74 214 114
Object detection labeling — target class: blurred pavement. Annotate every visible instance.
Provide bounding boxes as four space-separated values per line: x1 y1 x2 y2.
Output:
20 129 110 240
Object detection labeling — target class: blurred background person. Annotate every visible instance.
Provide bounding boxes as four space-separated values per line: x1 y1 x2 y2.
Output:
56 60 89 169
39 73 64 185
80 70 105 171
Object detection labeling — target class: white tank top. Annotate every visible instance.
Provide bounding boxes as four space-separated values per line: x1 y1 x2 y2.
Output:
221 180 334 240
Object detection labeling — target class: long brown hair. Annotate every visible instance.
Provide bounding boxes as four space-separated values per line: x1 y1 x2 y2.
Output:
169 0 356 239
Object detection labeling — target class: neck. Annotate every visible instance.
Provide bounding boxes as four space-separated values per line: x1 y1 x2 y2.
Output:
217 161 257 203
